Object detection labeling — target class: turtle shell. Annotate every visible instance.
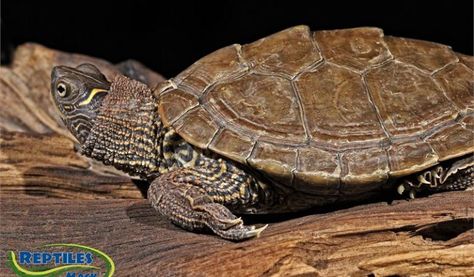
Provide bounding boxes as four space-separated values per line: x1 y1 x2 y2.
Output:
156 26 474 195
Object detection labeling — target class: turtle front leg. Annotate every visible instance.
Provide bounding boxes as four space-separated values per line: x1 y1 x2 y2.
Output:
148 167 268 240
397 155 474 199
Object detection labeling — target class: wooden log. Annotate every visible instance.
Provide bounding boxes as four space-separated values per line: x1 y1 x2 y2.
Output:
1 191 472 276
0 131 143 199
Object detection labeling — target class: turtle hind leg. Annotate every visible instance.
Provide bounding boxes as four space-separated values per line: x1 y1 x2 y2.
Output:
397 155 474 199
148 167 268 241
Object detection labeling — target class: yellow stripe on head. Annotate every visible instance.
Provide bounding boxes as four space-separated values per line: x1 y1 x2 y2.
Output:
78 88 108 106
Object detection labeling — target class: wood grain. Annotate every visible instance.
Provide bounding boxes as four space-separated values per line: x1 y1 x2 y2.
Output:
1 191 472 276
0 131 142 199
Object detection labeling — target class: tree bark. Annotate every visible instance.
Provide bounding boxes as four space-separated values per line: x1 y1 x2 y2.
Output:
0 44 473 276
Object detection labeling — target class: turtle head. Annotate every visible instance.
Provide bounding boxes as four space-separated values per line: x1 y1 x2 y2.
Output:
51 63 110 144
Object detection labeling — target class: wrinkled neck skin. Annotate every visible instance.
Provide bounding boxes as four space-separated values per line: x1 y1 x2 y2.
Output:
79 75 201 180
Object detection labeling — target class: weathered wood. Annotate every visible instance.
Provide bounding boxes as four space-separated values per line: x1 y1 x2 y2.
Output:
0 44 164 199
0 131 142 199
1 191 473 276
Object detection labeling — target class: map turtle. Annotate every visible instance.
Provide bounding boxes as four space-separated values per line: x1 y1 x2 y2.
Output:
51 26 474 240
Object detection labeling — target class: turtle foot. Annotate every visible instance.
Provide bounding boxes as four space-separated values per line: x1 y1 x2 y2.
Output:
397 155 474 199
148 168 268 241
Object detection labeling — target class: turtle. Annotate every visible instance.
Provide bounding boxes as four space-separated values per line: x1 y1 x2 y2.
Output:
50 26 474 240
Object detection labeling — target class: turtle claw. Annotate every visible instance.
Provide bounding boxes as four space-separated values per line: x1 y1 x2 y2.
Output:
229 217 243 225
417 175 431 185
397 182 417 199
217 216 244 229
194 202 268 240
398 183 416 199
213 223 268 241
249 224 268 238
397 184 405 195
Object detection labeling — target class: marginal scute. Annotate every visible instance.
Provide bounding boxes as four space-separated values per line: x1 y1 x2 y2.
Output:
248 141 297 181
158 89 198 127
434 63 474 111
388 141 438 177
340 147 389 191
204 74 305 144
294 147 340 195
426 121 474 161
209 128 254 163
242 25 322 77
384 36 458 73
175 45 247 93
173 107 220 149
366 61 458 137
314 27 392 71
296 63 387 145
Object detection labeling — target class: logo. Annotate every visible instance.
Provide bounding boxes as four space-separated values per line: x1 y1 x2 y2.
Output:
6 243 115 277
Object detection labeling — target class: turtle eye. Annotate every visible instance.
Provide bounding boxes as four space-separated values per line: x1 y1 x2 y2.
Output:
56 82 68 97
